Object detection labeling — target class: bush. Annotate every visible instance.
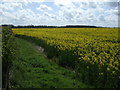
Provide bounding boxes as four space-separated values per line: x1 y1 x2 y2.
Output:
2 26 17 88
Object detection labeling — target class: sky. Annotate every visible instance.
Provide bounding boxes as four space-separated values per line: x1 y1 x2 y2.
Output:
0 0 120 27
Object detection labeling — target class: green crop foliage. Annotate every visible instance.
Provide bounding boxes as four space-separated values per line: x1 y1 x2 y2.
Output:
12 28 120 88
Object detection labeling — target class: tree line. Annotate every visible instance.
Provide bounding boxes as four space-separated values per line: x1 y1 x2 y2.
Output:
1 24 102 28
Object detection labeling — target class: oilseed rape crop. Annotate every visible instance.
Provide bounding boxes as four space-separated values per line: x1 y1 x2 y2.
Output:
12 28 119 88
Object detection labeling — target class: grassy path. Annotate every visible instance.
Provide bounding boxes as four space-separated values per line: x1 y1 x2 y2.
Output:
11 37 92 88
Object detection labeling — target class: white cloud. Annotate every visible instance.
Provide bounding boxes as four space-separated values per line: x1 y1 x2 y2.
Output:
0 3 14 11
1 0 120 3
98 15 106 21
89 2 97 8
44 12 52 17
56 1 118 27
0 3 23 11
54 0 73 6
0 1 119 27
80 2 99 9
0 7 59 25
1 0 45 3
1 0 45 6
37 4 52 11
1 8 38 25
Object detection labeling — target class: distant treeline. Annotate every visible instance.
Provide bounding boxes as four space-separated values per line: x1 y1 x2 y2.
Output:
1 24 104 28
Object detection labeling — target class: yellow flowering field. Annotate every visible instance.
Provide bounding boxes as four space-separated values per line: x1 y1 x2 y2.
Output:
12 28 119 87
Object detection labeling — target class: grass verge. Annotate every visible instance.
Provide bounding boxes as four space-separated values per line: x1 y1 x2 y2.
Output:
10 37 92 88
